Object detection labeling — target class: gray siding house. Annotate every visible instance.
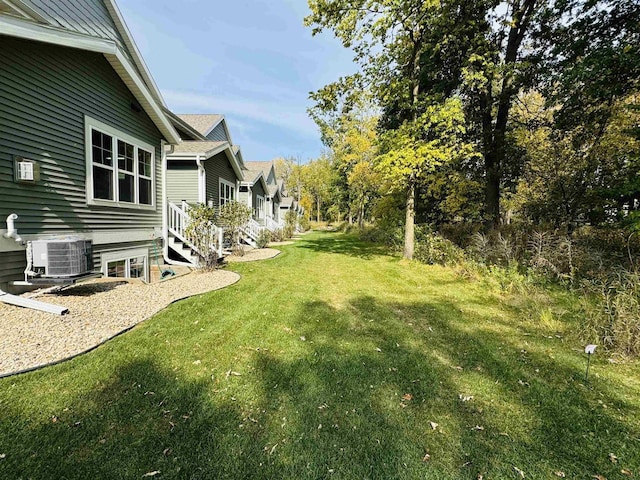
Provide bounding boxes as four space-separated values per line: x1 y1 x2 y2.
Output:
244 161 283 228
0 0 180 291
164 113 246 263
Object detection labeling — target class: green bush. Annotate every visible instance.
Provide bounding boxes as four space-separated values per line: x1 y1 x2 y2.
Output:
257 229 271 249
217 201 252 255
284 210 297 238
414 227 466 266
184 203 219 270
299 215 311 232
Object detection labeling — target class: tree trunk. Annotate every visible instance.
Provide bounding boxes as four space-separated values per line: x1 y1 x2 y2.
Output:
482 0 537 229
404 182 415 260
317 197 321 223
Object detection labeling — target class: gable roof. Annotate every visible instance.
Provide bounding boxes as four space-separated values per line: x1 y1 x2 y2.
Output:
168 141 244 181
172 141 228 155
0 0 180 143
164 108 207 141
245 161 278 185
177 114 224 136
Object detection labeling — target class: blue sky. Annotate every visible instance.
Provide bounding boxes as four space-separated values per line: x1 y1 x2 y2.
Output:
117 0 356 162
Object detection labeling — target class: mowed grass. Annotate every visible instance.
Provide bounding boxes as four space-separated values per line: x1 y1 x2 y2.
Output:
1 231 639 479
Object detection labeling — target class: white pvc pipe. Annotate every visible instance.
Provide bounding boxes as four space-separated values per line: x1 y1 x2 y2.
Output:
4 213 22 243
0 289 68 315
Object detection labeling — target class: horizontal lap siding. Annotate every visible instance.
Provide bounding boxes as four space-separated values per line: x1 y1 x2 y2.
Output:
204 152 238 207
0 251 28 287
205 123 228 142
166 162 199 204
24 0 123 42
0 36 164 235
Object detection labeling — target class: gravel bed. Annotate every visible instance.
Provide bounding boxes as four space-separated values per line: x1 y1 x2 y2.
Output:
0 269 240 377
225 248 281 263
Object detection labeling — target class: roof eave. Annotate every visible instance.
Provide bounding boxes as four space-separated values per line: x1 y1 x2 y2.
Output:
106 50 181 144
104 0 167 108
0 15 180 144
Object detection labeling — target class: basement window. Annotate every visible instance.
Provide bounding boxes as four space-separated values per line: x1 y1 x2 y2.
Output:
102 248 148 281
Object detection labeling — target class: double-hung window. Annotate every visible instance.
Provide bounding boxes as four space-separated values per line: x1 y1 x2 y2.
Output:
219 178 235 206
86 117 155 208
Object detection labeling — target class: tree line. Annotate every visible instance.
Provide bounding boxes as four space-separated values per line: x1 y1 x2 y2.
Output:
294 0 639 261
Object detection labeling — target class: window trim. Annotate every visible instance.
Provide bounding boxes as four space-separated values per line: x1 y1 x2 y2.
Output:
85 116 156 210
101 248 148 282
219 178 236 206
255 194 265 219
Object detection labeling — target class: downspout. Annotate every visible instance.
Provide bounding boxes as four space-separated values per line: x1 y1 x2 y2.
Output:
162 144 201 267
161 140 184 266
195 154 205 204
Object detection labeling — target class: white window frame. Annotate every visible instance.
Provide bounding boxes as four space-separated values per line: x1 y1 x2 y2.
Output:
85 116 156 210
219 178 236 206
255 194 265 219
101 248 149 282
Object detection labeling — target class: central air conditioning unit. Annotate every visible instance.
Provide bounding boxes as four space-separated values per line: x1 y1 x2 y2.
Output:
29 238 93 278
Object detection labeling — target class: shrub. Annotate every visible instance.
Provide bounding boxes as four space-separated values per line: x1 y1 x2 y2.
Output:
257 229 271 248
581 270 640 357
217 201 252 255
184 204 219 270
414 227 466 266
284 210 297 238
270 229 284 242
299 215 311 232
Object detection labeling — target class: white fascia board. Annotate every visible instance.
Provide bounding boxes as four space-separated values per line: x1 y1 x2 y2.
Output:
107 49 181 144
203 143 244 182
203 116 224 138
257 174 269 193
220 118 234 144
204 116 235 145
0 14 118 54
2 0 48 23
223 147 244 182
104 0 167 108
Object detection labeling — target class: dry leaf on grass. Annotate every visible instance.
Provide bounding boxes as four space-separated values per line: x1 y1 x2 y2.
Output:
621 469 633 476
609 453 618 463
142 471 160 477
554 472 565 478
422 453 431 462
514 466 525 477
429 421 439 430
402 393 413 401
592 475 607 480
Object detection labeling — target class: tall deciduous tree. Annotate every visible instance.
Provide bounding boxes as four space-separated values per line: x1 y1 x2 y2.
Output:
306 0 545 229
377 99 476 258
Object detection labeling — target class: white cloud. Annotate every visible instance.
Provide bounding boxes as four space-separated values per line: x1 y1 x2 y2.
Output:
163 89 319 138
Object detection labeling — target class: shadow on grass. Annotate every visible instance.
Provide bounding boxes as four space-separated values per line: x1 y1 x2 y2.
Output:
299 231 391 260
1 300 638 478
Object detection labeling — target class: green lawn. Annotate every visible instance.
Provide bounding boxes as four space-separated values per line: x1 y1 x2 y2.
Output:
1 231 639 479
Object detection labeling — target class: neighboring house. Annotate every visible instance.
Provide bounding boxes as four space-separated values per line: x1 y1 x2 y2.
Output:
163 113 245 263
242 161 282 230
239 165 269 225
0 0 181 292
